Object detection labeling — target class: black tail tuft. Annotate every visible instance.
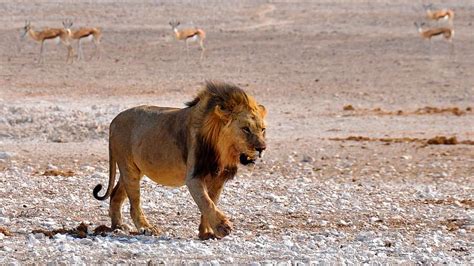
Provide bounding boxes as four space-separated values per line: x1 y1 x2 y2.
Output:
93 184 108 200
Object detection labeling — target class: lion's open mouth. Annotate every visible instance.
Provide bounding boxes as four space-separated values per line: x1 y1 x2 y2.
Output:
240 153 256 165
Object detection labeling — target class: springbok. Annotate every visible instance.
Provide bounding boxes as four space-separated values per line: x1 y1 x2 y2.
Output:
414 22 454 54
21 20 74 64
169 20 206 60
63 19 102 61
423 4 454 25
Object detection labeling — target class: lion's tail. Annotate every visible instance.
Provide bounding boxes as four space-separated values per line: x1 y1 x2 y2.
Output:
93 141 116 200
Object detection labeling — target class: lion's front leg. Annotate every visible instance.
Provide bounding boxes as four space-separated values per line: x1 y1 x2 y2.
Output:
199 175 230 240
198 215 215 240
186 176 232 240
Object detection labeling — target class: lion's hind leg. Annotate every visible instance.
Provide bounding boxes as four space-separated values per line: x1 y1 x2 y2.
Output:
121 166 160 236
109 181 132 232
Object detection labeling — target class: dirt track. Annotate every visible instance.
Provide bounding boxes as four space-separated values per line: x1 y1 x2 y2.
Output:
0 0 473 264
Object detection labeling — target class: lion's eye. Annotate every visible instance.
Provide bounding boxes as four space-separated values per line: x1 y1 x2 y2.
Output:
242 127 251 134
262 128 266 134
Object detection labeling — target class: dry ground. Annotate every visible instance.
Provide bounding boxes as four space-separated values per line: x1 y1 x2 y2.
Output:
0 0 473 264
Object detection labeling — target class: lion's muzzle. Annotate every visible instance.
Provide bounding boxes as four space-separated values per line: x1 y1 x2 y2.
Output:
239 153 256 165
240 142 266 165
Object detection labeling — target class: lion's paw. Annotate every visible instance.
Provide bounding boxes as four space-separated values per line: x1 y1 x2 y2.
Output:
113 223 132 233
215 220 233 238
198 231 216 240
138 225 161 236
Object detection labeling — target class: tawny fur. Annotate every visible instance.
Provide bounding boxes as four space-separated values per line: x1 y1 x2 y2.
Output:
415 22 453 41
424 5 454 24
70 27 102 40
93 81 267 240
63 20 102 60
419 27 453 40
169 21 206 55
174 28 206 42
22 20 74 63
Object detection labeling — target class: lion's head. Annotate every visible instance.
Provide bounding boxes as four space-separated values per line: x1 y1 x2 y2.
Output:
187 81 267 177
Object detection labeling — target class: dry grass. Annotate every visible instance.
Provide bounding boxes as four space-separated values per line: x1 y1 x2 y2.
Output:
329 136 474 146
342 106 472 116
32 222 89 238
0 226 13 236
42 169 75 177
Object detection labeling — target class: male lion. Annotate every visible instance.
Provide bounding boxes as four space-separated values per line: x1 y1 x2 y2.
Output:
93 81 267 240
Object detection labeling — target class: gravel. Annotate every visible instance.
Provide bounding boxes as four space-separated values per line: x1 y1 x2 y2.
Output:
1 146 472 264
2 103 470 263
0 103 120 143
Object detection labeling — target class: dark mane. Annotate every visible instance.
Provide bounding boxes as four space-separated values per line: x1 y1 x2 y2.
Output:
185 96 200 107
185 81 249 112
187 81 250 179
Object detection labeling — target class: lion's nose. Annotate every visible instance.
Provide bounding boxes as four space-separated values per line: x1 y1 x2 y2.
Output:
256 144 266 157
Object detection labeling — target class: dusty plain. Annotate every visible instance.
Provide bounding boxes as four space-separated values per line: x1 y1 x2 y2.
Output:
0 0 473 264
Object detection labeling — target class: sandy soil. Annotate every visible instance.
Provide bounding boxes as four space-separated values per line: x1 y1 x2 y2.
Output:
0 0 473 264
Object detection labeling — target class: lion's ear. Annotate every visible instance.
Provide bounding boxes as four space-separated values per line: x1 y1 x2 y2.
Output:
214 105 231 122
258 104 267 117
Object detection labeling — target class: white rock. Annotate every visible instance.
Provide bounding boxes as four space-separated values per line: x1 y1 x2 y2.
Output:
91 172 107 179
338 220 350 226
2 246 13 252
282 236 294 247
265 193 286 203
27 234 40 245
47 164 58 170
0 151 14 160
58 242 72 252
54 233 67 241
34 233 45 239
17 228 28 234
79 238 94 246
81 165 96 172
370 217 382 223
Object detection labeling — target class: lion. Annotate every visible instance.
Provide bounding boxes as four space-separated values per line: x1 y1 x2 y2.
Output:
93 81 267 240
